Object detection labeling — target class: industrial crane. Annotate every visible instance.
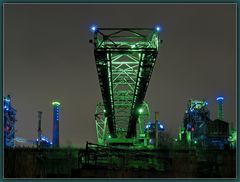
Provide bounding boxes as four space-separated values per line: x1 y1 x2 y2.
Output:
91 27 162 145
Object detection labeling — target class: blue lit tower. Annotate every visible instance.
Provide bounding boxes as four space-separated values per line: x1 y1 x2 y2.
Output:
52 101 60 148
217 96 224 120
4 95 17 148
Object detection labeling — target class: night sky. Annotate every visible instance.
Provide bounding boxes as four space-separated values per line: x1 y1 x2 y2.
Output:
4 4 236 147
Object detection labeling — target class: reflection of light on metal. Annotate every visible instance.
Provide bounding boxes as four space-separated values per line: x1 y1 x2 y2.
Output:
216 96 224 101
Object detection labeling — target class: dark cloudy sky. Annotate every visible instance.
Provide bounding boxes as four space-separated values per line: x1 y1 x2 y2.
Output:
4 4 236 147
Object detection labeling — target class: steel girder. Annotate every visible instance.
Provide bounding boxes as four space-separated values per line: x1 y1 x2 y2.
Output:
93 28 161 139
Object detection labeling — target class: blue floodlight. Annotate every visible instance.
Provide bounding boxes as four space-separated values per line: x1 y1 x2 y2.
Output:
91 25 97 32
5 98 10 102
205 102 208 106
155 25 162 32
216 96 224 101
146 124 150 129
159 124 164 129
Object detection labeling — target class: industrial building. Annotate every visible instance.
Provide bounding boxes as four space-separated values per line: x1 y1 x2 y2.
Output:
178 97 232 150
205 119 229 149
4 95 17 148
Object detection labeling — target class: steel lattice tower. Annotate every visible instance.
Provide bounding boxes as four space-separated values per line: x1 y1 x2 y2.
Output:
92 27 161 142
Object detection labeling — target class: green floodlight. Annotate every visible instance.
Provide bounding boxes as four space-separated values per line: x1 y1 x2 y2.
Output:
108 135 112 139
138 108 144 114
194 140 198 144
52 101 61 106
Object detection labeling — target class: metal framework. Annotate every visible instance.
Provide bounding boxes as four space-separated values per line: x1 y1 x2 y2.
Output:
4 95 17 148
95 101 150 145
93 28 161 140
95 102 108 144
182 99 210 144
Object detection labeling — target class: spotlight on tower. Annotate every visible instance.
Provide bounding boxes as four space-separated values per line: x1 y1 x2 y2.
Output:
52 101 61 106
138 108 144 114
90 25 97 32
155 25 162 32
216 96 224 101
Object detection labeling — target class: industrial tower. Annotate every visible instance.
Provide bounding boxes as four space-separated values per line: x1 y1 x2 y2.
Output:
216 96 224 120
52 101 60 148
92 27 162 145
4 95 17 148
181 99 210 144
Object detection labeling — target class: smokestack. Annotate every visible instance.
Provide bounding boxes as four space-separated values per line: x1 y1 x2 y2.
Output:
216 96 224 120
52 101 61 148
155 112 159 148
37 111 42 148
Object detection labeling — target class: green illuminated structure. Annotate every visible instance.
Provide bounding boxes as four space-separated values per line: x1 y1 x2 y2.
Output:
178 127 184 141
92 28 161 144
52 101 61 106
186 131 191 143
228 128 236 148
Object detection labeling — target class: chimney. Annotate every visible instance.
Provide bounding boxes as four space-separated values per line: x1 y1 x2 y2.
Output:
52 101 61 148
216 96 224 120
37 111 42 148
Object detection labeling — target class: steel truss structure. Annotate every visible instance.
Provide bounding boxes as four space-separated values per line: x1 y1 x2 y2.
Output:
95 101 150 145
4 95 17 148
93 28 161 141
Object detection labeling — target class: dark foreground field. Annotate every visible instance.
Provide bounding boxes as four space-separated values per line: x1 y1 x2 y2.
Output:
4 147 236 178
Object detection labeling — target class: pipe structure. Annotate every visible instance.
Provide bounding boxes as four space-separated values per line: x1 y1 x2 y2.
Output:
37 111 42 148
155 112 159 148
